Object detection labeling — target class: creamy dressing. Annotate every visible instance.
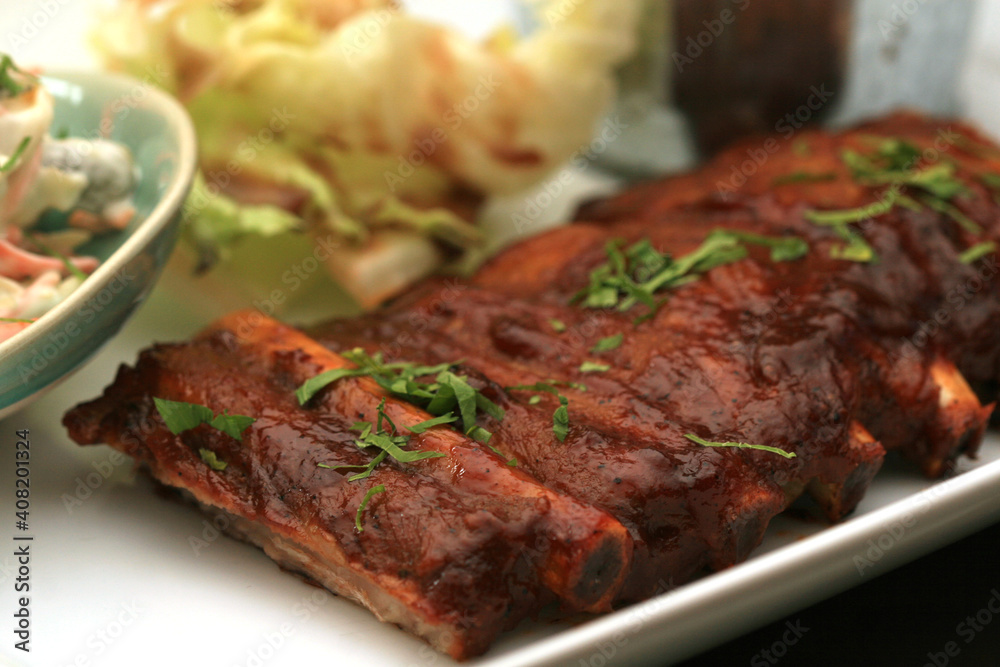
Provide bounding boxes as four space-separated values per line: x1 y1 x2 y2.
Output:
0 56 137 341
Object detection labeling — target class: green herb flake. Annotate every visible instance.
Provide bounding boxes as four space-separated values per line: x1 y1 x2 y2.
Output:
580 361 610 373
487 444 518 466
548 318 567 333
507 382 572 442
954 135 1000 161
28 232 88 281
153 397 256 443
805 187 902 226
552 397 570 442
528 395 542 405
209 413 256 441
916 193 982 235
295 367 368 404
773 171 838 186
980 173 1000 190
0 137 30 174
684 433 796 459
296 349 504 444
198 448 228 471
811 139 986 256
355 484 386 532
959 241 997 265
0 55 34 99
0 317 33 324
407 413 458 434
591 333 623 354
829 233 877 263
573 230 807 318
351 399 447 464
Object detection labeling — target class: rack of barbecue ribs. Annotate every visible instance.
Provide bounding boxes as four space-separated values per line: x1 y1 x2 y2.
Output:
65 112 1000 659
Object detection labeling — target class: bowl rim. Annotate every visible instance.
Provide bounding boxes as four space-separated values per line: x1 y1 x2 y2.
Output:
0 68 198 363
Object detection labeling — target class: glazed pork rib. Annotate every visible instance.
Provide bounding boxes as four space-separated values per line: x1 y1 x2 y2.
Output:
65 112 999 658
63 316 631 660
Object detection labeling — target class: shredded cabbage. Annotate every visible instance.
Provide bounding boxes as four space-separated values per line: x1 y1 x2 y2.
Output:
94 0 640 303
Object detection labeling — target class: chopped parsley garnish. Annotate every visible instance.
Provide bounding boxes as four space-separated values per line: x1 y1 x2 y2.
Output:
319 400 444 529
0 137 29 174
809 139 985 260
29 232 88 281
959 241 997 265
590 333 623 353
355 484 385 533
683 433 796 459
296 349 504 444
198 449 228 471
553 399 570 442
804 186 905 226
579 361 610 373
318 398 446 481
981 173 1000 205
549 318 567 333
915 192 982 235
773 171 838 186
296 366 372 404
0 54 34 98
573 230 807 319
507 382 572 442
407 413 459 433
954 134 1000 161
487 444 518 466
980 173 1000 190
804 188 910 263
153 397 256 443
350 399 446 464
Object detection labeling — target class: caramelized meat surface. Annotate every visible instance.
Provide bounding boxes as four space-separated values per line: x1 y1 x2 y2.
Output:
64 317 630 659
66 112 999 659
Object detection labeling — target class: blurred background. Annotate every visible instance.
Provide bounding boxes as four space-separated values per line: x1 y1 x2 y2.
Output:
0 2 998 666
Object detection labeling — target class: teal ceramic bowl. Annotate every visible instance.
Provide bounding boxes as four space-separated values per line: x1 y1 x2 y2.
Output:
0 70 197 417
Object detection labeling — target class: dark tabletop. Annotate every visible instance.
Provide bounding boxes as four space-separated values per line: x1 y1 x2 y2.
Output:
677 520 1000 667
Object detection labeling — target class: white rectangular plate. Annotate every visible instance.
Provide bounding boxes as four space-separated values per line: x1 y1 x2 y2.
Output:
1 287 999 667
3 2 1000 666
